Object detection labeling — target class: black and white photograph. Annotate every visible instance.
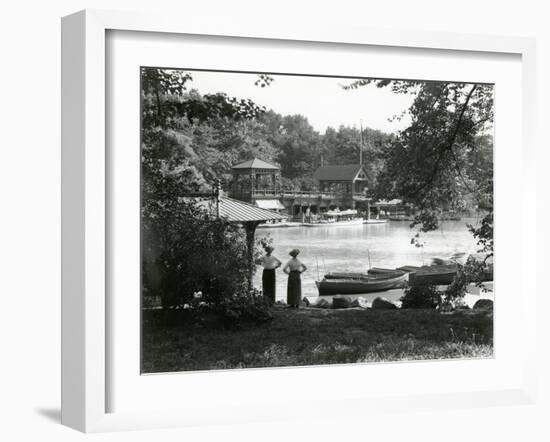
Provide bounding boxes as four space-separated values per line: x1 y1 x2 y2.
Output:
140 67 494 374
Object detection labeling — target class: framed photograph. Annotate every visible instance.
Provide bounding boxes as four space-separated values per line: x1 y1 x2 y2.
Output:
61 9 537 433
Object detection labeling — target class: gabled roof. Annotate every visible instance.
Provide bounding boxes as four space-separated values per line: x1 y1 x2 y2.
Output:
313 164 367 181
232 158 280 170
196 196 285 222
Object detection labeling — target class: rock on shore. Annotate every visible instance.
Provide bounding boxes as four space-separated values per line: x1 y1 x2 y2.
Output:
371 297 398 310
332 295 352 309
350 297 369 308
314 298 331 308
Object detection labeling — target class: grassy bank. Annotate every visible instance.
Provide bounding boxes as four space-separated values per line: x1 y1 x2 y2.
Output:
142 306 493 373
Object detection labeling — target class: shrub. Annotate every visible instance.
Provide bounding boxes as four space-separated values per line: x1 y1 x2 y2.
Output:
142 193 251 309
443 256 492 304
400 280 441 309
216 289 273 327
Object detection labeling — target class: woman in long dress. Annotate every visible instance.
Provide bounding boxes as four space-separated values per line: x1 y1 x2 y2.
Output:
283 249 307 308
256 246 281 304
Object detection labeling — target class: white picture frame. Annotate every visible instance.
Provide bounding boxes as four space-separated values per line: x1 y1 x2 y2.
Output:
61 9 537 433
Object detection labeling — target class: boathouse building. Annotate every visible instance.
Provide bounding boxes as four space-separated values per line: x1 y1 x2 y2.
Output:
312 164 370 201
228 158 372 219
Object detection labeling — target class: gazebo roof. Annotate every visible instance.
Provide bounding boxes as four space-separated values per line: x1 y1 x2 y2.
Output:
232 158 280 171
196 196 285 222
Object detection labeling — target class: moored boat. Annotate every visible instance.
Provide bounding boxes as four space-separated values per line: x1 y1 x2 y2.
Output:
257 220 301 229
316 271 408 296
325 269 405 280
397 264 458 285
303 209 363 227
372 260 493 286
303 218 364 227
363 218 388 224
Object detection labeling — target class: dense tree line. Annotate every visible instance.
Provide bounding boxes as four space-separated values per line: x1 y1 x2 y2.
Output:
141 69 396 195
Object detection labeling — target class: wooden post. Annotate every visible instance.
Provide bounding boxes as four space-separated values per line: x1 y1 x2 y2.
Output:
366 199 371 220
250 172 254 202
214 179 221 218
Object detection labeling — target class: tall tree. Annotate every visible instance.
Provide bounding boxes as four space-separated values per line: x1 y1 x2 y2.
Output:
345 79 494 251
276 115 321 185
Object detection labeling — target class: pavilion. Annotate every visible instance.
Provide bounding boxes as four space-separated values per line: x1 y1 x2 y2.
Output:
230 158 284 211
196 190 285 289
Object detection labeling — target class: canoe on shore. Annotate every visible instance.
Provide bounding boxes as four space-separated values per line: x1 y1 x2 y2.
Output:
370 264 458 285
397 264 458 285
316 271 408 296
325 269 405 280
370 262 493 285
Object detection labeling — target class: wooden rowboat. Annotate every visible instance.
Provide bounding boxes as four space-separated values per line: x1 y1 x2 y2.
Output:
316 271 408 296
372 262 493 285
325 269 405 280
397 264 458 285
369 265 458 285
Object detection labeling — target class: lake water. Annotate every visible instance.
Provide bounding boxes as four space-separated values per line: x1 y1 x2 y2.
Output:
253 218 486 302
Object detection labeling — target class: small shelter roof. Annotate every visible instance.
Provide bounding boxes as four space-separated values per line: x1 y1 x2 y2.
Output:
313 164 367 181
197 196 285 222
232 158 280 171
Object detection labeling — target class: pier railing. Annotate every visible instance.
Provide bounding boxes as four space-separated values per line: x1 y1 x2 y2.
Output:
231 189 346 199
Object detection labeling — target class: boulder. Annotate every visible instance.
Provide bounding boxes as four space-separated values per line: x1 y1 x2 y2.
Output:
473 299 494 310
314 298 331 309
302 297 311 307
332 295 352 309
371 297 398 310
350 297 369 308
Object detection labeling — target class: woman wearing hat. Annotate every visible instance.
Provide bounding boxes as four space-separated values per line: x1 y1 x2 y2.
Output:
283 249 307 308
256 245 282 304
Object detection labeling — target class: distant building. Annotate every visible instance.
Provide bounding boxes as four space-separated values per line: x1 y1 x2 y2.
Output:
229 158 285 212
313 164 370 204
228 159 372 219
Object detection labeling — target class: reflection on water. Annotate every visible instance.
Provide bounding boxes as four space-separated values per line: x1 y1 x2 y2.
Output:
253 219 484 301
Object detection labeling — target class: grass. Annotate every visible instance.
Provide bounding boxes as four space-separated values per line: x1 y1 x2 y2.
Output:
141 306 493 373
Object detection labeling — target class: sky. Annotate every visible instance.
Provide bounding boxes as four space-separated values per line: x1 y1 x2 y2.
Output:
180 70 415 134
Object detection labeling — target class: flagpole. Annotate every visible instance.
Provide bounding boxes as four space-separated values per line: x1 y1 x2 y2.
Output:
359 119 364 165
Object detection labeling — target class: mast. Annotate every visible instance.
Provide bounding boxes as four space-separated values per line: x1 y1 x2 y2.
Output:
359 119 364 165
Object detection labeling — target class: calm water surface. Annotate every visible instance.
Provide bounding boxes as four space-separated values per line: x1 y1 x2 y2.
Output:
253 218 484 301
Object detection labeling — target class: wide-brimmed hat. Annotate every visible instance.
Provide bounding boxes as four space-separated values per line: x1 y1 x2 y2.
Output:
289 248 300 257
